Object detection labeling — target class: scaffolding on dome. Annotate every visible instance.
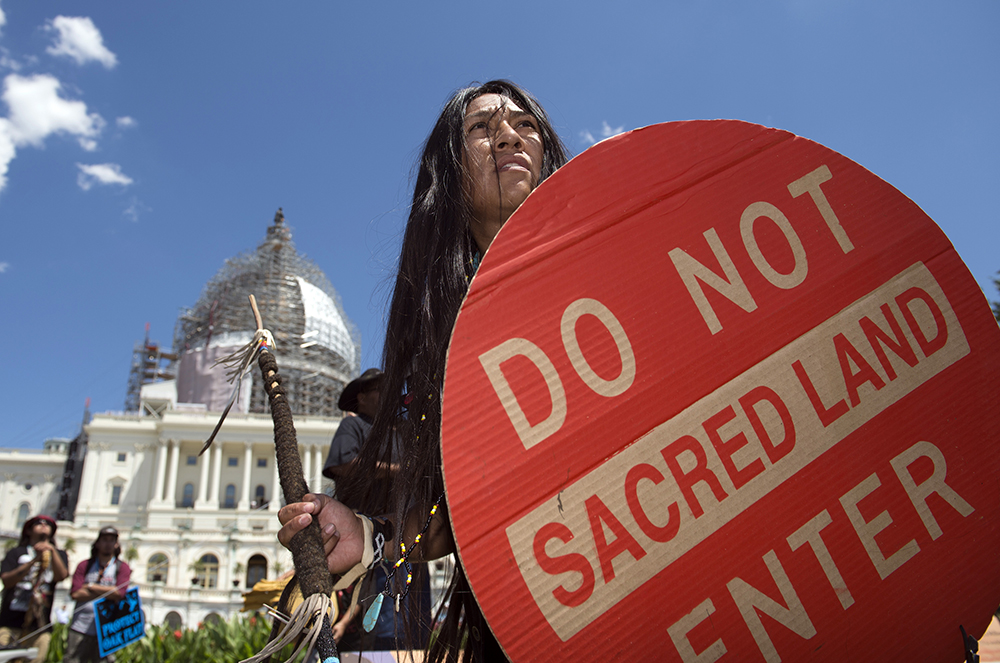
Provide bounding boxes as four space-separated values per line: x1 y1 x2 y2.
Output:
124 324 178 413
173 209 361 418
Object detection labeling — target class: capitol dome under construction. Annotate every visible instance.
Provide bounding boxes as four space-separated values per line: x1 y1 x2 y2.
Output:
171 209 360 418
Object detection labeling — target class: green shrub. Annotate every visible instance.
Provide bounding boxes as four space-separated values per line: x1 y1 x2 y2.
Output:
46 623 67 661
47 613 306 663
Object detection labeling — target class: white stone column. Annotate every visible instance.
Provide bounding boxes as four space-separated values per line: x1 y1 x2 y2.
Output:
195 448 211 509
239 442 252 510
312 445 323 493
301 445 312 493
269 454 281 512
77 458 95 512
152 439 168 505
164 440 180 506
209 443 223 509
89 444 106 504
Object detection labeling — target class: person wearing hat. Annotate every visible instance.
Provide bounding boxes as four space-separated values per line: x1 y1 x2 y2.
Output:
322 368 388 481
321 369 386 650
320 370 429 650
0 514 69 663
64 527 131 663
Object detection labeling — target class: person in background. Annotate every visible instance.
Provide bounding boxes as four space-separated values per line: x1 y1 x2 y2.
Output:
323 369 430 651
0 515 69 663
323 368 387 483
64 527 131 663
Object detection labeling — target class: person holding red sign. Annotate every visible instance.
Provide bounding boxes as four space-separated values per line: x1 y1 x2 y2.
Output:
278 80 568 661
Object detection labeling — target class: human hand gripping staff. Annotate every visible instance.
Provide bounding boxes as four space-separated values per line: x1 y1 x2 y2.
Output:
203 295 343 663
278 492 447 629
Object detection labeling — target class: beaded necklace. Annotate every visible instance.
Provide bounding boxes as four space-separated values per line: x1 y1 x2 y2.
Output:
362 493 445 631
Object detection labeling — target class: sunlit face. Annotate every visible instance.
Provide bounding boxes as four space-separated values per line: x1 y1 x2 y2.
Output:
462 93 544 249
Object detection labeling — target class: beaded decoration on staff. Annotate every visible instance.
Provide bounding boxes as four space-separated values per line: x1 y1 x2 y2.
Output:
203 295 340 663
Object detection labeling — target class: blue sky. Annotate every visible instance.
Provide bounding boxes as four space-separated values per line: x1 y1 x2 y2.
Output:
1 1 997 449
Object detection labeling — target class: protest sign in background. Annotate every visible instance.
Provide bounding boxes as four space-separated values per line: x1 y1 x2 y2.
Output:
441 121 1000 662
95 587 145 657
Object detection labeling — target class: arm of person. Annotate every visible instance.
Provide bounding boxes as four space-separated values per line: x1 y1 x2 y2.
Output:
69 561 90 602
402 500 454 562
277 494 454 572
278 495 366 576
331 602 360 643
73 583 119 603
1 549 36 589
69 560 116 603
49 546 69 583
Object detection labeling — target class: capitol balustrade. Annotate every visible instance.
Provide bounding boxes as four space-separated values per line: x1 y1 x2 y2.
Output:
140 581 242 602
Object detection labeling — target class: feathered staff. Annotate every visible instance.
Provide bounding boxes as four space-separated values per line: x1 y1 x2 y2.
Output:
201 295 341 663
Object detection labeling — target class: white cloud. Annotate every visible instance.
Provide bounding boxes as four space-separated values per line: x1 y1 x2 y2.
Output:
0 118 14 191
76 162 132 191
123 196 149 222
116 116 136 129
601 121 625 138
2 73 105 146
0 262 9 273
0 49 23 72
0 2 7 34
1 50 37 72
46 16 117 69
0 73 106 191
581 121 627 146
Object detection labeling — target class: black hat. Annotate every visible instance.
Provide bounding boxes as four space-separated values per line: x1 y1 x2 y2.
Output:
98 526 119 539
338 368 384 413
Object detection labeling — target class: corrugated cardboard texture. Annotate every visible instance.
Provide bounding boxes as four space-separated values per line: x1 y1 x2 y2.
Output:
441 120 1000 662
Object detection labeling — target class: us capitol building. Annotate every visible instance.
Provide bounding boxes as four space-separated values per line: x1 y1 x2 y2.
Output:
0 211 413 627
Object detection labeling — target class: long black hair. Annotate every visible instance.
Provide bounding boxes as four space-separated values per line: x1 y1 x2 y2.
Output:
341 80 569 661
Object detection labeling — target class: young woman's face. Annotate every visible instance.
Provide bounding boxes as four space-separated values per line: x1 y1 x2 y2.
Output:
462 93 544 237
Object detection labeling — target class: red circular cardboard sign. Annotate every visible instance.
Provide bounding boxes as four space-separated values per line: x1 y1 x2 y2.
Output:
441 121 1000 662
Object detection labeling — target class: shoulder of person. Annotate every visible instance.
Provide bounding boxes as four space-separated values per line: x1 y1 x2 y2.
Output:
1 545 24 568
339 416 370 433
3 545 25 560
